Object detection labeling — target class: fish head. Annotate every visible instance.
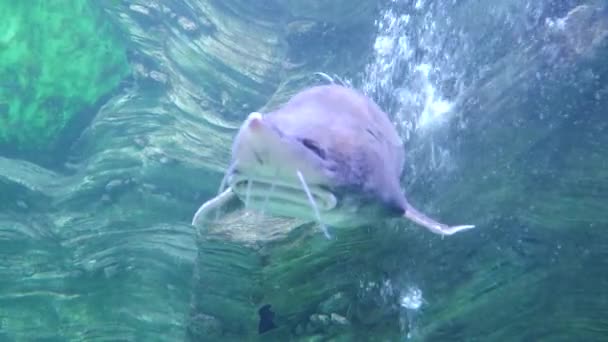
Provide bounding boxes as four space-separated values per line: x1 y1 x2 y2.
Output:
227 111 340 222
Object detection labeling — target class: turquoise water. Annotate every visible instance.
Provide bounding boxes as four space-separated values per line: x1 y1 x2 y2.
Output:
1 0 607 341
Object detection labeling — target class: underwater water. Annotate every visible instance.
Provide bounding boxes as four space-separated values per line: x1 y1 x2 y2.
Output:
0 0 606 341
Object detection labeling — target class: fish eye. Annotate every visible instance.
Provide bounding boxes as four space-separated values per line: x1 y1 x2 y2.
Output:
299 138 326 160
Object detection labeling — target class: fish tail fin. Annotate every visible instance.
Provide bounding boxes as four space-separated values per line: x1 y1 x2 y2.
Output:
403 202 475 236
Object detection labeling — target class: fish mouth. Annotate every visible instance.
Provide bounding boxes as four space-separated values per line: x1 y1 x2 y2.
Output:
229 173 337 217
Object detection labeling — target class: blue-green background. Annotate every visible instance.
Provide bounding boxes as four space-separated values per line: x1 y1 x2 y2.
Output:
0 0 606 341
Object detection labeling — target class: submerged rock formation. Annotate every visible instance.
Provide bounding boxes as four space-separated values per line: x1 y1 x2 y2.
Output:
0 0 377 340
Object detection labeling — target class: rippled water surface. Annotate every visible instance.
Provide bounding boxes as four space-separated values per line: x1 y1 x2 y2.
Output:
1 0 607 341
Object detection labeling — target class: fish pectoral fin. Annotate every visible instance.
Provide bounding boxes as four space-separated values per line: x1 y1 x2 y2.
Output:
403 203 475 236
191 188 235 227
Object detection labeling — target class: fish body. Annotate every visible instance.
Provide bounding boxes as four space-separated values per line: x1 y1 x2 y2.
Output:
194 84 475 236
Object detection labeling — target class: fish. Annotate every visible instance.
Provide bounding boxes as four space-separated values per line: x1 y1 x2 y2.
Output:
192 84 475 238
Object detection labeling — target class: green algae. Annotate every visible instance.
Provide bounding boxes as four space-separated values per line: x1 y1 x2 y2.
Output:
0 1 129 160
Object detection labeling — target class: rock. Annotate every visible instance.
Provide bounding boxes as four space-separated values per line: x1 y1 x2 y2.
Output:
294 322 306 335
145 2 161 12
353 302 392 326
105 179 124 193
16 200 28 210
197 15 216 32
133 63 148 78
177 16 198 32
159 155 177 165
309 313 330 329
318 292 349 315
100 194 112 204
189 314 223 338
141 183 158 193
287 20 320 36
104 265 119 279
148 71 168 84
129 4 150 16
330 313 350 326
133 136 148 148
547 4 608 58
278 0 378 26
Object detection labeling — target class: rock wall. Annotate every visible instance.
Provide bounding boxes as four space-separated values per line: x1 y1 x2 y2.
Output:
0 0 378 340
1 0 607 341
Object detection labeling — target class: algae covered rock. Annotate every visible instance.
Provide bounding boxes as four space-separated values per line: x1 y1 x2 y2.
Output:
0 1 129 164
